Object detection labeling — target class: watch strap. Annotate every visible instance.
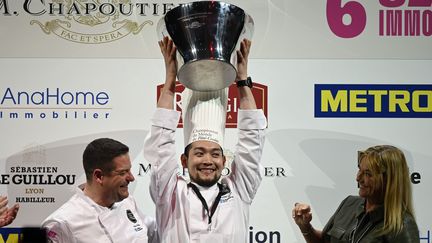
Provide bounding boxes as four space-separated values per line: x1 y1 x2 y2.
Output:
236 77 253 88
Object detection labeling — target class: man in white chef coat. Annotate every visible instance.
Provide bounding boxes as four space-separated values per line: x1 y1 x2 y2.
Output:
144 36 266 243
42 138 158 243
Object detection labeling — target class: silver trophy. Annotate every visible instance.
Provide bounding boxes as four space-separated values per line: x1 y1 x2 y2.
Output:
157 1 254 91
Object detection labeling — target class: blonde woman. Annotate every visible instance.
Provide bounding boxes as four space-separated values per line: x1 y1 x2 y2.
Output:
293 145 419 243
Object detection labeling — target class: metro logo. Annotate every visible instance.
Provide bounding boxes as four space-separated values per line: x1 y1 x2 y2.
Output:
0 234 19 243
0 228 21 243
157 82 268 128
315 84 432 117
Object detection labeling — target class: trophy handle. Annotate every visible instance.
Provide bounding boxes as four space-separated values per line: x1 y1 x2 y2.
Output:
156 17 169 41
156 15 185 73
234 13 254 51
242 14 255 41
231 13 254 70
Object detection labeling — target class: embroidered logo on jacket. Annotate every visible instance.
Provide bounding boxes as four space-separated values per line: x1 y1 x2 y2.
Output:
219 183 233 203
126 209 137 223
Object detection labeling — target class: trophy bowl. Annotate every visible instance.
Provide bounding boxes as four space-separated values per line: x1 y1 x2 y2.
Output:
157 1 254 91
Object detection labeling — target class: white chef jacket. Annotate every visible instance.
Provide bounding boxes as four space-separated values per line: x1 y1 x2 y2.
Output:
42 187 158 243
144 108 266 243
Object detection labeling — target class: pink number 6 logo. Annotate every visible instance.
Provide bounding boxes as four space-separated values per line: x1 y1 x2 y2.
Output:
326 0 367 38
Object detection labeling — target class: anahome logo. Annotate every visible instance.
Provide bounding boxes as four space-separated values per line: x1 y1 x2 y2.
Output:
0 0 177 44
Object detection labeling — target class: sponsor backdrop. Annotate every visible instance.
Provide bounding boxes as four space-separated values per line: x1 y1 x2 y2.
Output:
1 0 431 242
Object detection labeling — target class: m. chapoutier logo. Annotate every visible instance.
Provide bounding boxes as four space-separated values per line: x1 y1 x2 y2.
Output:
156 82 268 128
0 0 177 44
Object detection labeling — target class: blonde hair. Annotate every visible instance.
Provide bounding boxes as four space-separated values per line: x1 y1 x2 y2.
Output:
358 145 415 235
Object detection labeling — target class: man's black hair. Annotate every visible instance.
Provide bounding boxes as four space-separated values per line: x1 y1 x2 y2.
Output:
83 138 129 181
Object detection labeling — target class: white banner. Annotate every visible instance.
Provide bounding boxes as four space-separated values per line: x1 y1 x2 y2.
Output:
1 58 431 242
1 0 431 59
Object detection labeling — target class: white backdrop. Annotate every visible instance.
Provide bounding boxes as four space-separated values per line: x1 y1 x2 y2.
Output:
1 1 431 242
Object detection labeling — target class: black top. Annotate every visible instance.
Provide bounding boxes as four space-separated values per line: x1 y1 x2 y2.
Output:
322 195 420 243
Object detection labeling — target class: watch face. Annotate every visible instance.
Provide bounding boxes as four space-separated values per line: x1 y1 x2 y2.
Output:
245 77 253 88
237 77 253 88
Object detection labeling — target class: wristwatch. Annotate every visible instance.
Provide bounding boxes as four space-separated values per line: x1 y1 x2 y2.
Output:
236 77 253 88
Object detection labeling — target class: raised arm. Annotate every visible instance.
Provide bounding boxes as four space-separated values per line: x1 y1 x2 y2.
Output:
236 39 256 110
144 37 181 204
157 36 177 109
230 39 266 203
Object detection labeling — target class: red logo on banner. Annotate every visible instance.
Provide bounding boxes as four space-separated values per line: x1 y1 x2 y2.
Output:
156 82 268 128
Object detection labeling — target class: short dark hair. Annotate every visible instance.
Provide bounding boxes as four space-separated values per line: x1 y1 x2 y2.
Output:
183 142 224 158
83 138 129 181
183 143 193 158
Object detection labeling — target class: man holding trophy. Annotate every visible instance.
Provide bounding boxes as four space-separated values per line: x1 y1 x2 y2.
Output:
144 3 266 242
